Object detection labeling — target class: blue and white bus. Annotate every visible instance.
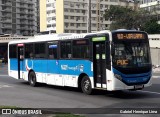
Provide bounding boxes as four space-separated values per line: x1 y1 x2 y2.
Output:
8 30 152 94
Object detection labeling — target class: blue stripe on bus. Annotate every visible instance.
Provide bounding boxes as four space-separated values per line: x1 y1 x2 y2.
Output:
10 59 93 77
112 68 151 84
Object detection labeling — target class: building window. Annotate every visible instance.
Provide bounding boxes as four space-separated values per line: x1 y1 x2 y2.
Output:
64 16 68 19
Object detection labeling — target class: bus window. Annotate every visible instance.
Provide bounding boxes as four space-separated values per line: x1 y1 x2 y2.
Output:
60 41 71 59
48 41 58 59
35 43 46 58
72 39 90 59
25 44 34 58
73 46 89 59
9 45 16 58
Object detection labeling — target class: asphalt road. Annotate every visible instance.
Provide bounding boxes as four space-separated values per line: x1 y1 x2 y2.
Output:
0 64 160 116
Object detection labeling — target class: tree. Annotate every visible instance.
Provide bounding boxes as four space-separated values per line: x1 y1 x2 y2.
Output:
104 5 160 33
143 18 160 34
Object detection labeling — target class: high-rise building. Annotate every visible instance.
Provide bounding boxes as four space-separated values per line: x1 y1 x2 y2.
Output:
140 0 160 23
40 0 139 33
0 0 38 36
37 0 40 33
140 0 159 13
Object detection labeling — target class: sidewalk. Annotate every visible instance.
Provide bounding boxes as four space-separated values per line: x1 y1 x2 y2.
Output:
152 72 160 78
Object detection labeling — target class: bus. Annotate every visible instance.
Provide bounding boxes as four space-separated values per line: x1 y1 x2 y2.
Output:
8 30 152 94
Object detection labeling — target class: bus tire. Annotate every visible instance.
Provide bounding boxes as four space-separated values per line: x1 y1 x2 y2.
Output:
81 76 92 95
29 71 37 87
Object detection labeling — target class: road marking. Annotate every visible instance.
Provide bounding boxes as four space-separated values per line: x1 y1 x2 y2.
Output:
0 83 13 88
138 90 160 95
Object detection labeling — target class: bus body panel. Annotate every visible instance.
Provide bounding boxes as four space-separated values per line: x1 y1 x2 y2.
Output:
9 58 94 88
112 75 152 91
8 30 152 93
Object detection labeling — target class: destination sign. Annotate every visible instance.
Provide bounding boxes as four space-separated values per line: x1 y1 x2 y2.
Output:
92 37 106 41
116 33 146 40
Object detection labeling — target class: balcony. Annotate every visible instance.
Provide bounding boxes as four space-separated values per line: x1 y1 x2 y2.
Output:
20 21 28 25
1 25 12 29
1 8 11 12
20 26 29 30
20 10 28 14
20 16 28 19
2 19 12 23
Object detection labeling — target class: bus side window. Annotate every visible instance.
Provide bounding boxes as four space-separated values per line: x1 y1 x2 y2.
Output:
30 52 34 58
9 45 17 58
25 43 34 59
73 45 89 59
48 42 58 59
49 48 57 59
60 41 71 59
35 43 46 58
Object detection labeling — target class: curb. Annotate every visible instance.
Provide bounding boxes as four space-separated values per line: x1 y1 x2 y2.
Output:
152 76 160 78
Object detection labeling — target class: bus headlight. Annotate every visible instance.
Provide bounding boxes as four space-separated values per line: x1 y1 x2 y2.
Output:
114 74 122 81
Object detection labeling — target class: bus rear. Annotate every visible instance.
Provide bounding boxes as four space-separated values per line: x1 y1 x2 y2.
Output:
111 30 152 90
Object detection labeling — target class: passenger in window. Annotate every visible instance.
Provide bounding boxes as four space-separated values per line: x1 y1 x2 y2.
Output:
49 55 54 59
30 52 34 58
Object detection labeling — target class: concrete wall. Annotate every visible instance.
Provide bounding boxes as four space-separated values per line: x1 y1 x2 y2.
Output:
150 48 160 66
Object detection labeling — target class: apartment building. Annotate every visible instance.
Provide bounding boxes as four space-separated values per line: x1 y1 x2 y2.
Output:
0 0 38 36
37 0 40 33
40 0 139 33
140 0 160 14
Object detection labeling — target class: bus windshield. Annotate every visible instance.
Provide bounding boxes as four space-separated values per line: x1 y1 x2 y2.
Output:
112 42 151 68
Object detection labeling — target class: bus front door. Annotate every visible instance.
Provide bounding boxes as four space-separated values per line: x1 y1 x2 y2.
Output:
93 42 107 88
17 45 24 79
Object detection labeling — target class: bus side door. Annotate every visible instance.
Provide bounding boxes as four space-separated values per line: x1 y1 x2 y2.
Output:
17 44 24 79
93 41 107 88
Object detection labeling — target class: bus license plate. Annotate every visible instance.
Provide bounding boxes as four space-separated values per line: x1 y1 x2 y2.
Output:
134 85 144 89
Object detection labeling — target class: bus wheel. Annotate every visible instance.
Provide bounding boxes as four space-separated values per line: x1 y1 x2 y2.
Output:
29 71 37 87
81 76 92 95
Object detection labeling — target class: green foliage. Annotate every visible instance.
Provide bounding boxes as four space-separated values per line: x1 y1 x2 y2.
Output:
104 5 160 34
143 18 160 34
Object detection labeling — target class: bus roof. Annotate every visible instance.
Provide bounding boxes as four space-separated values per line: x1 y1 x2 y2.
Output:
111 29 147 33
8 30 111 44
9 30 146 45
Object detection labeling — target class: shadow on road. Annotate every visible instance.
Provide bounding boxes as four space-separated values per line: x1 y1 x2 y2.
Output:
18 81 160 100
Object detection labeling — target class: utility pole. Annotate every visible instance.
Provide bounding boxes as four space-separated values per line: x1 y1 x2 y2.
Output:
87 0 91 33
